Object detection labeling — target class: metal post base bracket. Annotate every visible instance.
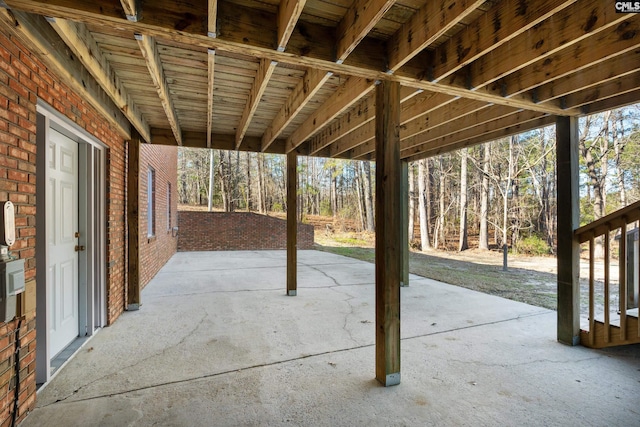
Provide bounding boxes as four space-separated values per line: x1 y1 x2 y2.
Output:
127 303 140 311
380 373 400 387
287 290 297 296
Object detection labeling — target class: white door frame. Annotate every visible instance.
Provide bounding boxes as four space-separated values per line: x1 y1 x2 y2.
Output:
35 103 107 384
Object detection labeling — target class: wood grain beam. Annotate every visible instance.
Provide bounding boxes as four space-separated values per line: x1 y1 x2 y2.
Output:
286 77 375 152
310 87 418 155
562 72 640 110
48 18 151 142
127 129 142 309
207 48 215 148
401 110 549 159
336 0 396 63
404 115 555 161
208 0 217 37
580 88 640 115
277 0 306 52
261 68 331 151
286 150 297 296
386 0 483 72
0 8 131 139
151 128 288 154
430 0 576 82
5 0 581 117
236 58 277 148
467 0 630 89
120 0 141 22
501 19 640 99
135 33 183 146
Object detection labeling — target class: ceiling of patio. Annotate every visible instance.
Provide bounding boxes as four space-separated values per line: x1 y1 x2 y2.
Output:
2 0 639 161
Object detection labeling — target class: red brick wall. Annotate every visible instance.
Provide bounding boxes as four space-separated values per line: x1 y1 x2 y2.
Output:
0 22 129 424
139 144 177 288
177 212 315 251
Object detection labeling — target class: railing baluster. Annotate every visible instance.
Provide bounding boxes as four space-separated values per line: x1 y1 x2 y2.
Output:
604 229 610 344
620 220 627 341
589 237 595 347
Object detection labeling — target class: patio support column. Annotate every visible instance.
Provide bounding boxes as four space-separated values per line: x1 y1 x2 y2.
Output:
375 80 401 386
287 151 297 296
401 160 409 287
556 115 580 345
127 130 141 310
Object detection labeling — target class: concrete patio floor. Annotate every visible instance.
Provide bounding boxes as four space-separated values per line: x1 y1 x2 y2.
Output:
22 250 640 426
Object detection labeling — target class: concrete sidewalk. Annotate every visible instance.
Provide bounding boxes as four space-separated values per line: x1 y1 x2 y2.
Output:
22 250 640 426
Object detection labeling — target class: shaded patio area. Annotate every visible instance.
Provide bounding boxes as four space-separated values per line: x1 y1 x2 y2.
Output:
23 251 640 426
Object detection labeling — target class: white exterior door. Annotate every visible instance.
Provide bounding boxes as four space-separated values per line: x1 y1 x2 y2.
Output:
47 129 79 357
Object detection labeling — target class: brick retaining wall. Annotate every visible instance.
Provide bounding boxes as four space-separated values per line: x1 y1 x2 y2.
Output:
178 211 314 251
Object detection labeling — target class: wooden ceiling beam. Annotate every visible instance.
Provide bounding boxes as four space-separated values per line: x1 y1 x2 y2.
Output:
401 110 550 160
562 72 640 110
236 58 277 148
286 77 375 153
0 8 131 139
336 0 396 63
500 20 640 99
47 18 151 142
261 68 331 151
386 0 484 72
405 115 556 162
5 0 580 117
277 0 306 52
136 33 183 145
207 48 215 148
533 54 639 105
430 0 576 82
467 0 631 89
578 88 640 115
309 87 418 155
120 0 141 22
151 128 288 154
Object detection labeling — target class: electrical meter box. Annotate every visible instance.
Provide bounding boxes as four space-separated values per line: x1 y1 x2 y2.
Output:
0 259 25 321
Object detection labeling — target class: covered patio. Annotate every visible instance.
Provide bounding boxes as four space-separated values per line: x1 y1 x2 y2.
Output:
22 251 640 426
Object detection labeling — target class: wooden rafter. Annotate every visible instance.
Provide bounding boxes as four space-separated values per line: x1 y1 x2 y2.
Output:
277 0 306 52
563 73 640 110
286 77 375 153
47 18 151 142
406 115 556 162
386 0 484 72
120 0 140 22
135 33 183 146
429 0 577 82
208 0 217 37
3 0 580 117
262 68 330 152
335 0 396 63
0 8 131 139
236 58 277 148
207 49 215 148
466 0 631 89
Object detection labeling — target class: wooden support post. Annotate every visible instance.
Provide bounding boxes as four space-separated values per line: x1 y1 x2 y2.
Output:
401 160 409 287
556 116 580 345
287 151 297 296
127 131 141 310
375 80 401 386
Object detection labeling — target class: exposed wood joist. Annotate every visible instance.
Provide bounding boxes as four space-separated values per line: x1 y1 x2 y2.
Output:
386 0 484 72
151 128 288 154
277 0 305 52
47 18 151 142
262 67 331 152
581 89 640 115
401 110 551 160
405 115 556 162
207 48 215 148
429 0 577 82
120 0 141 22
4 0 580 117
135 33 183 146
236 58 277 148
286 76 375 153
335 0 396 63
562 72 640 110
207 0 217 148
0 7 131 139
465 0 631 90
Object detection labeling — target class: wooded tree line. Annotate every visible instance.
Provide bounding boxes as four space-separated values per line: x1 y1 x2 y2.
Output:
178 106 640 254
